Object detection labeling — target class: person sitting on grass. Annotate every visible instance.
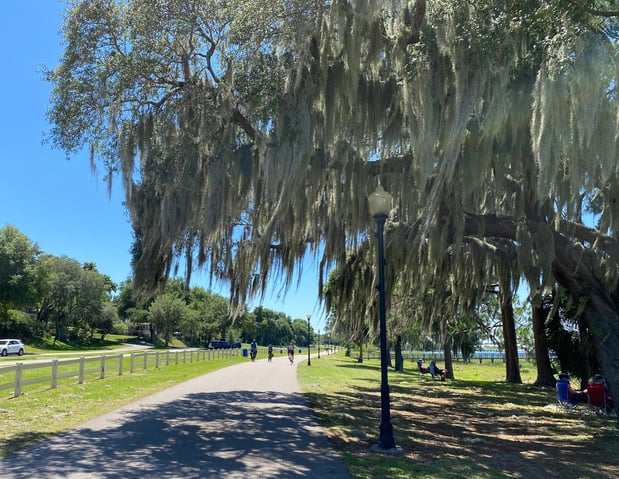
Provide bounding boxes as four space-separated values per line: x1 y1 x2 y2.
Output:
587 374 613 410
429 359 447 381
417 359 430 374
556 372 587 404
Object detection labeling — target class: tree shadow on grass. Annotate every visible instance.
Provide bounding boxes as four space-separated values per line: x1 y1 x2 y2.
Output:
1 432 54 458
307 370 619 479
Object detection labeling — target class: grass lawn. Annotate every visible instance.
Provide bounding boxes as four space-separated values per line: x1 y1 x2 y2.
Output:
21 335 144 355
298 353 619 479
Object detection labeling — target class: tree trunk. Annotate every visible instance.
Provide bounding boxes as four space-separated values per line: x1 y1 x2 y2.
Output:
443 341 454 380
552 234 619 419
530 292 557 387
357 340 363 363
576 312 597 389
440 210 619 415
394 335 404 372
500 287 522 383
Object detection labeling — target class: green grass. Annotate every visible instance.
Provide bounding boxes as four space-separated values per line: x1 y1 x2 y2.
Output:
22 335 137 355
298 354 619 479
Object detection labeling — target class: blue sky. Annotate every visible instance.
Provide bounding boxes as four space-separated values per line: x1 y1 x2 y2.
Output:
0 1 326 325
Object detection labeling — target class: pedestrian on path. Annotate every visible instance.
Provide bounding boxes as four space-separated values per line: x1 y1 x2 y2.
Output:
287 343 295 364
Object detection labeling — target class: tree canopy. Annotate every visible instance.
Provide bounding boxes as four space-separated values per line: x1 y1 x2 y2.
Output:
47 1 619 405
0 225 41 313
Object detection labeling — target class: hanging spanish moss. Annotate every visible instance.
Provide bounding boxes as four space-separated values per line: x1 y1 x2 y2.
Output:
48 2 619 373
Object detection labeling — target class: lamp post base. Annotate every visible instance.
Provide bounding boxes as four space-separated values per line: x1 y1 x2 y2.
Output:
377 422 396 450
371 443 404 455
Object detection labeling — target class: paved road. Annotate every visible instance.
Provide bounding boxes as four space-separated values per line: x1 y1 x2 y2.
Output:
1 354 351 479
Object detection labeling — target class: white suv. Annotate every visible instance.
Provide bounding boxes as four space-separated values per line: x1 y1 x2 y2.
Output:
0 339 25 356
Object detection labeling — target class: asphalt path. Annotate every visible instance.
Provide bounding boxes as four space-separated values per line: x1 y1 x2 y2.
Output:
1 353 351 479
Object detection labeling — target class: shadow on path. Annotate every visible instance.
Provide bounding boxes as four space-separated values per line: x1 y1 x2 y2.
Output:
3 389 348 478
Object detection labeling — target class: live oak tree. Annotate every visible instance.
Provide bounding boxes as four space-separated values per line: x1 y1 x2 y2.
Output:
48 1 619 410
0 225 42 317
148 293 189 346
36 255 116 342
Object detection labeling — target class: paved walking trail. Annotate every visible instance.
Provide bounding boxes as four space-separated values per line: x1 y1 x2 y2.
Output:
1 353 351 479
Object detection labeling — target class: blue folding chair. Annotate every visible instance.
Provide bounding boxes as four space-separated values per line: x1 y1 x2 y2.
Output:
556 379 573 412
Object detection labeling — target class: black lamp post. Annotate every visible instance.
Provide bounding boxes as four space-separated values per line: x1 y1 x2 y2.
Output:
318 328 321 358
368 185 396 450
307 313 312 366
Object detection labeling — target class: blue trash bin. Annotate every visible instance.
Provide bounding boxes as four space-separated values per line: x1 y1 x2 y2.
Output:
242 348 248 357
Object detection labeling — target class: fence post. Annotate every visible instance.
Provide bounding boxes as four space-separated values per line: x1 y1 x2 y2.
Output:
51 359 58 389
130 353 135 373
190 350 193 363
143 351 148 370
156 351 160 369
183 350 187 363
175 351 179 364
119 354 124 376
100 356 106 379
79 357 85 384
14 362 23 398
166 350 170 366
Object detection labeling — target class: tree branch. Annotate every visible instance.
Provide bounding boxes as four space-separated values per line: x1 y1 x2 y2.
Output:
558 219 619 262
585 7 619 18
232 108 256 140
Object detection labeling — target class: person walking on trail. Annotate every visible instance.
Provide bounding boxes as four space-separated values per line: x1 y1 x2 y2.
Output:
250 339 258 361
268 344 274 362
287 343 295 364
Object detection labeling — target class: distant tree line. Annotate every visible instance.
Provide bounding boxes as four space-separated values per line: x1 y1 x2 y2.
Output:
0 225 316 347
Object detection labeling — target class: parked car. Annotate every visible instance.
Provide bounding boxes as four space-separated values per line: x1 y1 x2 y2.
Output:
0 339 25 356
208 339 242 349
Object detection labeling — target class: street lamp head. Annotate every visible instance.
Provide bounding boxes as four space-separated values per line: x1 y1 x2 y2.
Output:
306 313 311 321
368 185 392 218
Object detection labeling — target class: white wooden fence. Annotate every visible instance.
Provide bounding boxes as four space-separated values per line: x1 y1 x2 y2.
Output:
0 348 240 398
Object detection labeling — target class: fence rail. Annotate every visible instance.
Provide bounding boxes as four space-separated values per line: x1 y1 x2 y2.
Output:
0 348 240 399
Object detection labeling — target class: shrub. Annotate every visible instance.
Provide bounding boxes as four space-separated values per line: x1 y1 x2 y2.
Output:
0 310 43 340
